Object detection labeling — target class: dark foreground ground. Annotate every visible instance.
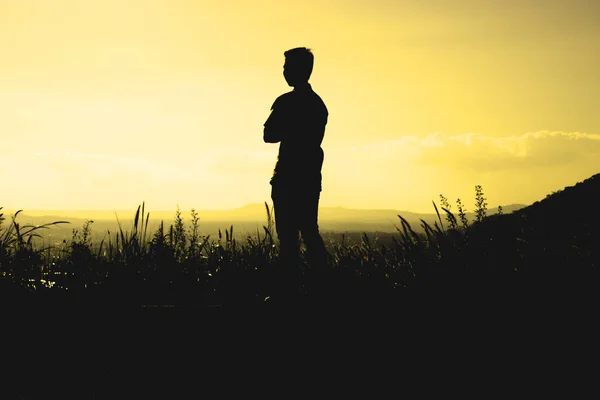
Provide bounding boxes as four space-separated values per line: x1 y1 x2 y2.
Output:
3 266 598 399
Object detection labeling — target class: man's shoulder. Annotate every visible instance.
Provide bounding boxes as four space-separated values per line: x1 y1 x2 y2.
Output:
272 91 295 106
272 88 328 115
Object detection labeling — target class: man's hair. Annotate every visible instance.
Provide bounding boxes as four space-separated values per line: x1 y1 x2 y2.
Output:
284 47 314 81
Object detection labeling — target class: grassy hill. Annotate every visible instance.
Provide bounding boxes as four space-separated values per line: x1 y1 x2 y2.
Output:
477 172 599 274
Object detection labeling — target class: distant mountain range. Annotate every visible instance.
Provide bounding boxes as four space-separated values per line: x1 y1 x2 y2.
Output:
6 202 527 238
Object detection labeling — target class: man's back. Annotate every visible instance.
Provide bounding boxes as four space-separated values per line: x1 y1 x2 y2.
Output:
264 83 328 191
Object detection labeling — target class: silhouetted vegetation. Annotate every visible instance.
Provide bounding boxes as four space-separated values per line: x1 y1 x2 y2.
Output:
1 173 599 308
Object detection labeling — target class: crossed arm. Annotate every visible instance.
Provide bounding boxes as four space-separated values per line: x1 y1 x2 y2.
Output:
263 123 282 143
263 104 285 143
263 97 327 145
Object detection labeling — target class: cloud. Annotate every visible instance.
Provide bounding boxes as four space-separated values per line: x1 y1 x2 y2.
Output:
419 131 600 171
328 131 600 173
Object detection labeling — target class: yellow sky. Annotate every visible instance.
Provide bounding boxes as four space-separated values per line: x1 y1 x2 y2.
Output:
1 0 599 213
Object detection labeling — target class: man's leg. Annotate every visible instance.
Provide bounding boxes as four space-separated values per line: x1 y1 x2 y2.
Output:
299 190 328 269
271 184 300 268
270 184 302 304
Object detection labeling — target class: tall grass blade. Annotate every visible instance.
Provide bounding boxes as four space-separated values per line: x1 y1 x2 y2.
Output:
432 200 444 233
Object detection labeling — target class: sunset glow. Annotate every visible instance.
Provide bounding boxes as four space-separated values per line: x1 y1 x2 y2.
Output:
2 0 599 213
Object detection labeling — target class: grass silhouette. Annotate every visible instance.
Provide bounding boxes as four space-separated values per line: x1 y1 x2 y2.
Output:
1 173 599 309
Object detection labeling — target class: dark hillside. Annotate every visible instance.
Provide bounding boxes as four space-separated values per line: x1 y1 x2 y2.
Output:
462 173 600 296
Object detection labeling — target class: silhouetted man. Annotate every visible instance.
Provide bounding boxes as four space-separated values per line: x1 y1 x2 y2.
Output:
264 47 328 269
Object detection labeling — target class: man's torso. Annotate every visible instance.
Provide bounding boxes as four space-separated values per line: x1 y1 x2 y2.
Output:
267 85 328 191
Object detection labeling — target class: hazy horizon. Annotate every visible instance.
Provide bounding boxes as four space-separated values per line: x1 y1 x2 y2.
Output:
5 200 528 217
2 1 599 212
6 200 531 226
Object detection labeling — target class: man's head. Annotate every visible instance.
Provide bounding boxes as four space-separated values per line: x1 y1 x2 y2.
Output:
283 47 314 87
